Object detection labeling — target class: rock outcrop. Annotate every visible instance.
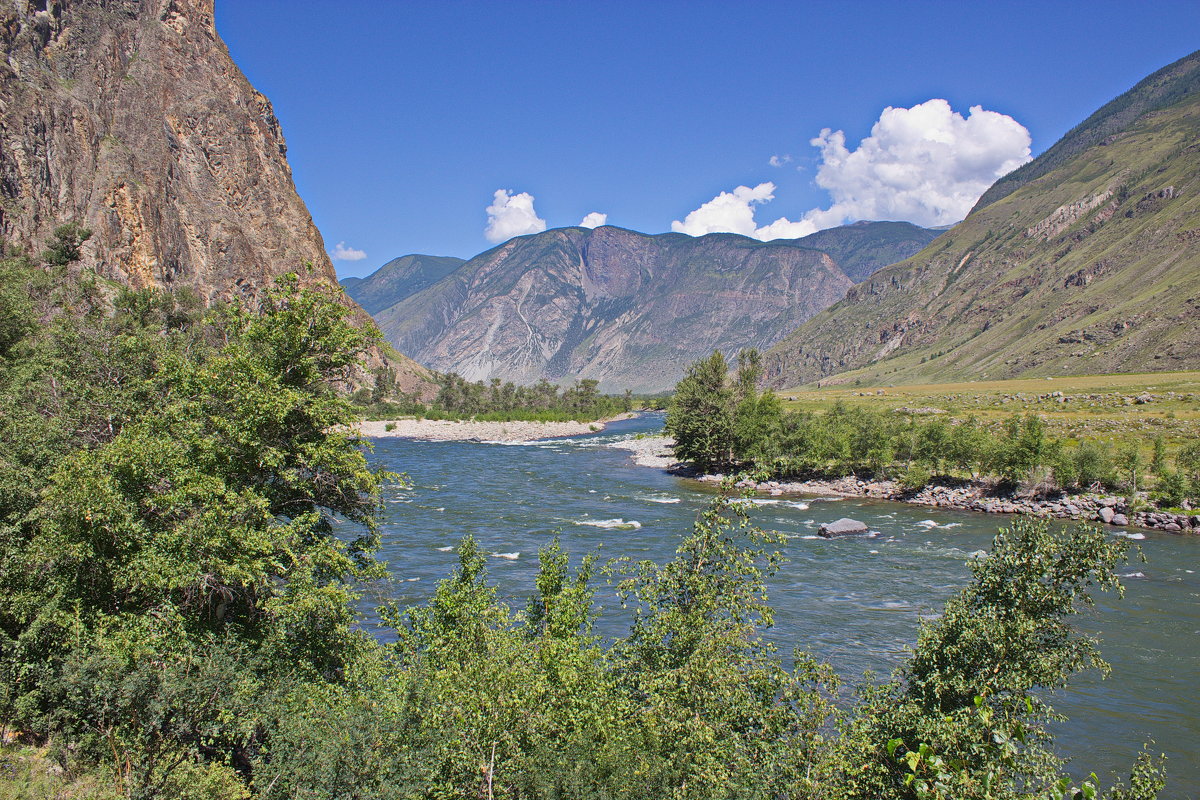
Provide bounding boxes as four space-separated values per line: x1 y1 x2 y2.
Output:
0 0 431 394
818 518 870 538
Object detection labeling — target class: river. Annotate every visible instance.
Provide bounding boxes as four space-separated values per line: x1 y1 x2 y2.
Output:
359 413 1200 797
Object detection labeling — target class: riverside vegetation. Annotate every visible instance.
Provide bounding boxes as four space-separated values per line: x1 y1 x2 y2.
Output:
0 240 1168 798
354 370 664 424
667 351 1200 516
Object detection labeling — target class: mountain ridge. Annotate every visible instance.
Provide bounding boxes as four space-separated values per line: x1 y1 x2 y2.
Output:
763 50 1200 389
342 254 466 314
972 49 1200 213
370 225 857 393
355 221 939 392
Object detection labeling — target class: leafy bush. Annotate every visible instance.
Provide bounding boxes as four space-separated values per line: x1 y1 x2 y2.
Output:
0 270 1169 799
1152 470 1188 508
664 351 1191 510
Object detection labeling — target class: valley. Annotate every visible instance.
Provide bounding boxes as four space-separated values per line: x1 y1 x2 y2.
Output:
2 2 1198 798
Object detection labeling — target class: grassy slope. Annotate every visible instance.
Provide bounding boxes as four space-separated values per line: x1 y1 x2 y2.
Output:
764 90 1200 389
777 370 1200 448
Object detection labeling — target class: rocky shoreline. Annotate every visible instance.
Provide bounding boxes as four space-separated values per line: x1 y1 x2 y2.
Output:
357 414 634 443
693 474 1200 534
611 434 1199 534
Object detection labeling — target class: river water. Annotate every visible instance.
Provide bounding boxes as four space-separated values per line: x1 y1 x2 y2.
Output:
360 413 1200 797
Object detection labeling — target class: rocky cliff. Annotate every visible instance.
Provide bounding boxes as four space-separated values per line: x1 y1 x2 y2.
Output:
763 49 1200 389
0 0 430 393
372 226 856 393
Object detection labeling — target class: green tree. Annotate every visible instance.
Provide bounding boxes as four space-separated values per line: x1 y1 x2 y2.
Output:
947 417 993 479
842 518 1163 800
613 496 837 796
40 221 93 266
915 418 951 475
1116 442 1144 493
995 414 1056 486
0 273 391 796
666 351 734 472
1149 435 1168 476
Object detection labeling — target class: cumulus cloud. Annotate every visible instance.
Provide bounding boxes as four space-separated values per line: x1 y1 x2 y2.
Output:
768 154 792 167
579 212 608 228
330 241 367 261
804 99 1031 228
672 99 1031 241
484 189 548 243
671 182 777 237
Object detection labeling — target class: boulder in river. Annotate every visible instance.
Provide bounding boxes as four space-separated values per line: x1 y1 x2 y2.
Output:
819 518 870 538
1098 507 1115 524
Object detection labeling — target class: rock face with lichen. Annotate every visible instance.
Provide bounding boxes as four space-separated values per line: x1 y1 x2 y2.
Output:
0 0 431 394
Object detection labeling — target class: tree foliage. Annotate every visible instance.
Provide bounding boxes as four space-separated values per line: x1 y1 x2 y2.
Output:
0 265 1167 799
666 351 1198 507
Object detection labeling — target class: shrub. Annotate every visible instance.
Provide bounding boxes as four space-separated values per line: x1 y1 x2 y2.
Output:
1152 470 1188 508
899 464 932 492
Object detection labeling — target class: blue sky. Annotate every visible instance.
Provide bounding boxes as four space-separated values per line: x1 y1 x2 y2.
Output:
215 1 1200 277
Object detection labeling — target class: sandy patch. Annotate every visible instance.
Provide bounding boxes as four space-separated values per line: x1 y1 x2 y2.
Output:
607 435 678 469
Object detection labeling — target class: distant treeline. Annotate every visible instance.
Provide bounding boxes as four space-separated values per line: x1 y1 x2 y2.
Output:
356 370 668 422
667 350 1200 506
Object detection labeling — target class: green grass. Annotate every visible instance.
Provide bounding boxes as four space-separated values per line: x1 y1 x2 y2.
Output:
0 743 116 799
765 91 1200 389
778 370 1200 449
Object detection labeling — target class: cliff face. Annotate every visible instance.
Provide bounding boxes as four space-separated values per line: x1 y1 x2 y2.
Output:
0 0 430 393
373 226 855 393
763 50 1200 389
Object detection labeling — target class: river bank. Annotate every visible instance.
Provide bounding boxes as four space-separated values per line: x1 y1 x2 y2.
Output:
364 413 1200 796
611 432 1199 534
699 473 1200 534
357 413 636 442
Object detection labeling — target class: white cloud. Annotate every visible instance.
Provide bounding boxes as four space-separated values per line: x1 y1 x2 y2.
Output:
768 154 792 167
330 241 367 261
579 212 608 228
670 182 818 240
671 182 777 237
484 189 547 243
754 216 818 240
805 99 1032 228
672 99 1031 240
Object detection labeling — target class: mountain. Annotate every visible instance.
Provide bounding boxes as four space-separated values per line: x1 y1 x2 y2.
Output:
790 221 943 282
763 49 1200 389
341 254 466 314
0 0 431 394
371 226 854 393
358 221 938 392
972 50 1200 213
